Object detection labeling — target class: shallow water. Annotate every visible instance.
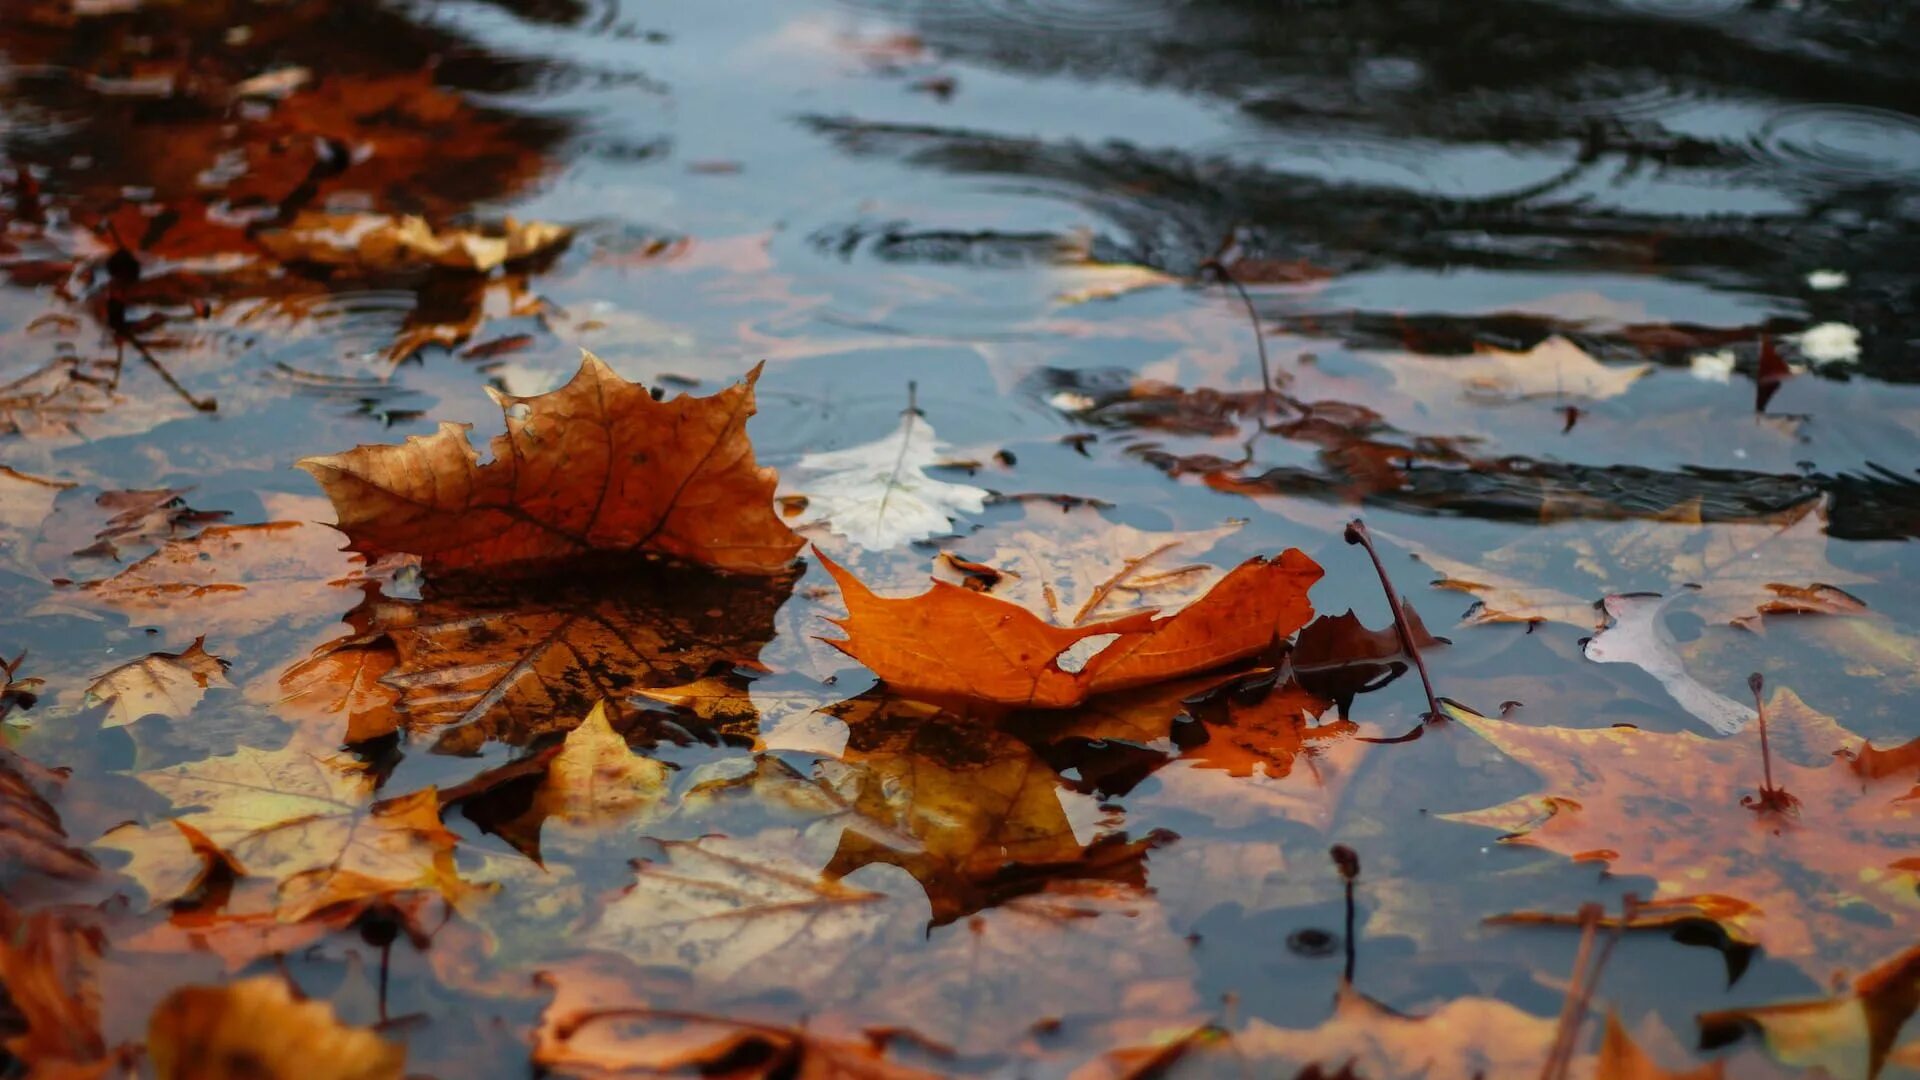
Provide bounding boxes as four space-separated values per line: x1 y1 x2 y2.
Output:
4 0 1919 1074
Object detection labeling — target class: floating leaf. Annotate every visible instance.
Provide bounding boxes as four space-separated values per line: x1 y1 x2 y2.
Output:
818 546 1320 708
300 353 802 576
786 412 988 550
85 637 232 728
1447 690 1920 972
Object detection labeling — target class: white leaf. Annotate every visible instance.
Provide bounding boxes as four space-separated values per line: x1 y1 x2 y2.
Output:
789 416 989 550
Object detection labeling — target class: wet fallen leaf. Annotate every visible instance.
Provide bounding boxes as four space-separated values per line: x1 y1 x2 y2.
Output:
259 211 570 273
785 412 988 550
928 505 1243 626
100 743 470 921
507 701 670 854
818 545 1320 708
64 515 365 639
301 352 802 576
1697 942 1920 1080
148 975 404 1080
1446 689 1920 972
85 637 232 728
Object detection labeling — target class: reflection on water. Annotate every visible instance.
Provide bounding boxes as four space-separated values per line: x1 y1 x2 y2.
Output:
4 0 1920 1074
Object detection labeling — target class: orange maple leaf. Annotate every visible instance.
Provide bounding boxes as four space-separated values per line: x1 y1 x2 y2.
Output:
817 546 1321 708
1446 691 1920 973
299 352 803 577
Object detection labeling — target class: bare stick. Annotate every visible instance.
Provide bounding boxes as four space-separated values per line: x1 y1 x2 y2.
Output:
1343 519 1442 721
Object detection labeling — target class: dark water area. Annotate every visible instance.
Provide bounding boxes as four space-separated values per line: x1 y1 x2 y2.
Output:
3 0 1919 1075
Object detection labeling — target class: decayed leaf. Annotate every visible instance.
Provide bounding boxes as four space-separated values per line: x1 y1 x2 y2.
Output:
786 413 988 550
1446 690 1920 972
258 211 570 273
84 637 232 728
299 352 802 576
148 975 404 1080
818 546 1320 708
1383 335 1650 403
533 955 944 1079
1583 593 1755 735
929 504 1244 626
1697 942 1920 1080
100 743 469 920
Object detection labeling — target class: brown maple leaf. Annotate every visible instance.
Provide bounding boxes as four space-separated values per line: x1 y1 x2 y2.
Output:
300 352 802 577
1445 690 1920 973
818 544 1320 708
147 975 404 1080
84 637 232 729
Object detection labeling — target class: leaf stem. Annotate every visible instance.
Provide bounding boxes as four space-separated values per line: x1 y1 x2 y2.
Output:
1343 519 1442 722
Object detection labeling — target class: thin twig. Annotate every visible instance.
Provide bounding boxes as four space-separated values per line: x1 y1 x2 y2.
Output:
1343 519 1442 721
